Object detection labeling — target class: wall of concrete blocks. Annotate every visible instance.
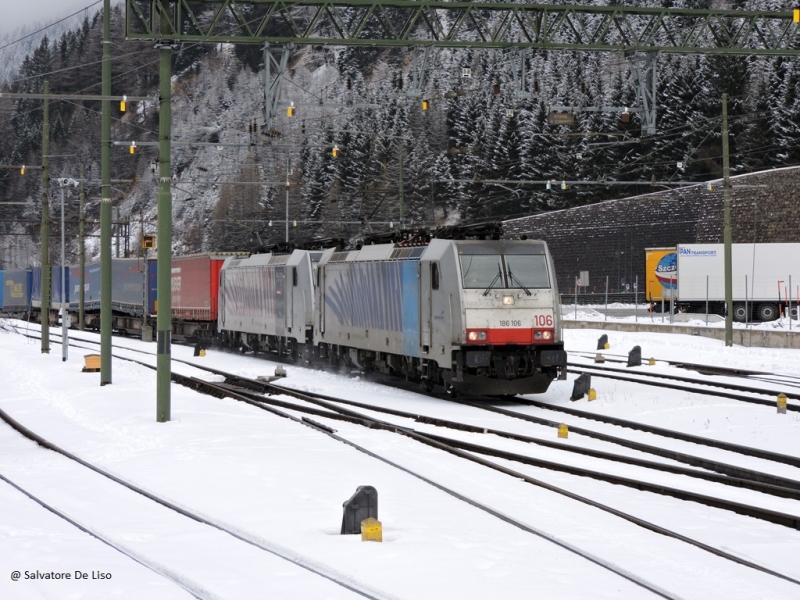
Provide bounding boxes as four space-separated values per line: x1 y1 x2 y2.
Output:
502 167 800 296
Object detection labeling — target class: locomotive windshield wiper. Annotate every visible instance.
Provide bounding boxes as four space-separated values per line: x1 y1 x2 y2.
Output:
482 263 503 296
507 266 531 296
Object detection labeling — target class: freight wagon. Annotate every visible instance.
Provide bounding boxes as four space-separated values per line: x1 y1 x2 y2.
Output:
1 268 33 314
171 253 246 341
70 258 151 332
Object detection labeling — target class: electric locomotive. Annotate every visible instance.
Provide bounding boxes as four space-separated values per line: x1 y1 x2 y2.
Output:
314 237 566 395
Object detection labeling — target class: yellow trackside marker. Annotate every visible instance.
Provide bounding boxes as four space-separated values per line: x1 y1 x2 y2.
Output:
794 9 799 23
558 423 568 438
361 517 382 542
778 393 788 414
604 342 610 349
82 354 101 372
649 357 656 366
588 388 597 401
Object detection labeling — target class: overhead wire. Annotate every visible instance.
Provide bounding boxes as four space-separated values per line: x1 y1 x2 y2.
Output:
0 0 102 53
3 3 800 203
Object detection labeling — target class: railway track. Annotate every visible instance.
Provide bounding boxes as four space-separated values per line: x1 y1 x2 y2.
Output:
0 472 205 600
3 332 691 598
567 362 800 411
0 405 388 600
197 373 800 585
570 350 800 388
144 360 800 577
9 324 800 594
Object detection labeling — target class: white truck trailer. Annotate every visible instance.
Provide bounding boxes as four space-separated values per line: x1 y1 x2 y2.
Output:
674 243 800 321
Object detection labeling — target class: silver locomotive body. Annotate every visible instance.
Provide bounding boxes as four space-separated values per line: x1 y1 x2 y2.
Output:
315 238 566 395
218 248 333 359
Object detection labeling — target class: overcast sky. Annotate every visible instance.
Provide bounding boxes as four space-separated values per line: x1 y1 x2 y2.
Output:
0 0 105 39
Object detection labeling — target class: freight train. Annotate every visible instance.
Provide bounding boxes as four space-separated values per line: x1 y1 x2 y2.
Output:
1 235 567 396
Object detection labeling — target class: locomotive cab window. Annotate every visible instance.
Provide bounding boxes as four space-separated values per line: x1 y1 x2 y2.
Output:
459 253 550 290
504 254 550 289
460 255 503 289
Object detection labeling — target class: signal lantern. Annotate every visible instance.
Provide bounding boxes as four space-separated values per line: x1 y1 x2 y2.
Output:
120 95 127 112
561 180 567 190
129 141 136 154
287 102 295 117
621 107 631 123
332 144 339 158
421 99 429 111
493 83 501 94
20 165 25 175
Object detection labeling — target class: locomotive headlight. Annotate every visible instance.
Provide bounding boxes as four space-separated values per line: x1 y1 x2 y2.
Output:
502 295 515 306
534 330 554 340
467 330 488 341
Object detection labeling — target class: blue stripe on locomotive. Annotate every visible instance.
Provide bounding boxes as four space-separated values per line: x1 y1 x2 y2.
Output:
402 261 419 357
325 260 419 358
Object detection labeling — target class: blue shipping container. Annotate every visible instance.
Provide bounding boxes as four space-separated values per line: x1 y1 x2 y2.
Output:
2 269 33 312
70 259 147 316
30 266 42 308
52 265 70 305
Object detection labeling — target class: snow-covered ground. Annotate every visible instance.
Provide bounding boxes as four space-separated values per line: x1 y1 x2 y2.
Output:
1 318 799 599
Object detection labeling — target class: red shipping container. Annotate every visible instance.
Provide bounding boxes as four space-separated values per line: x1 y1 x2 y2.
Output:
171 253 236 322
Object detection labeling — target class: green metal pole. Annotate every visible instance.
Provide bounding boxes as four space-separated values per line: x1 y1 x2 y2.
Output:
398 148 404 228
101 0 113 384
79 164 85 331
156 0 173 422
722 93 733 347
40 80 50 353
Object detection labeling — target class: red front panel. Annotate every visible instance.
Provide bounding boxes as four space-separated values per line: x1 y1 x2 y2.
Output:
467 328 556 345
487 328 533 344
172 255 213 321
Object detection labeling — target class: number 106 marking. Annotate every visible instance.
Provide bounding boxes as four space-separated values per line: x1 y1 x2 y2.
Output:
534 314 553 327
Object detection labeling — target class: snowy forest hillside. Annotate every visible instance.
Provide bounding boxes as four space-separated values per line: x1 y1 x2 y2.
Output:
1 1 800 268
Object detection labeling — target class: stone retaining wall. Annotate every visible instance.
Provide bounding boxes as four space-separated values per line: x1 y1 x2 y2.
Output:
504 167 800 295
